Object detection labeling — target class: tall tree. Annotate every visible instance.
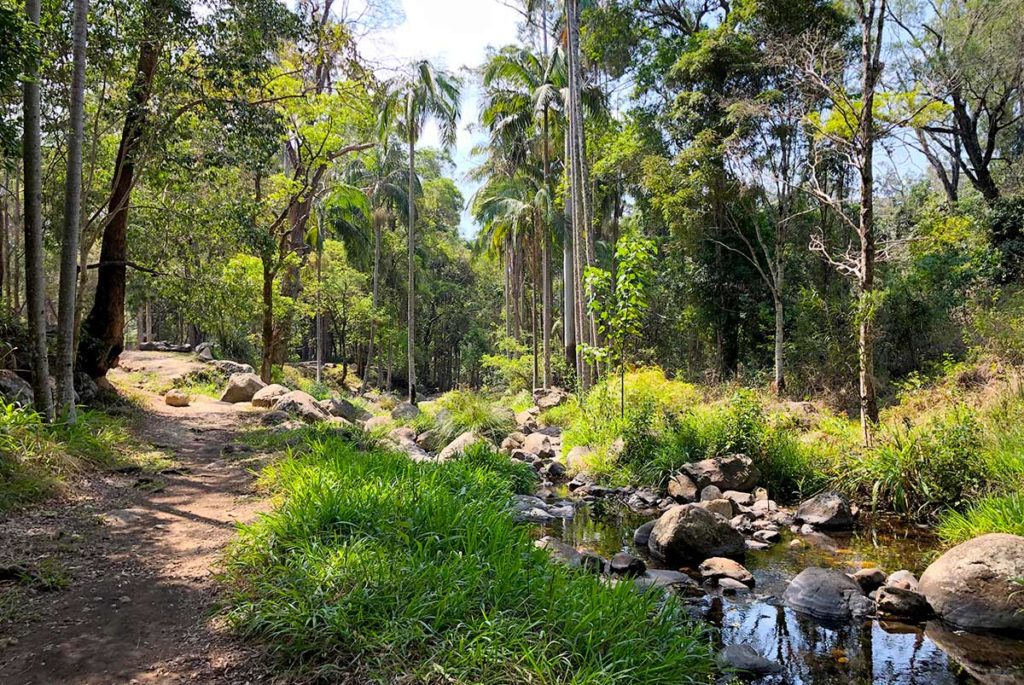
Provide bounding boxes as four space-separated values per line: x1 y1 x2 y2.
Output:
381 60 461 404
56 0 90 420
21 0 52 419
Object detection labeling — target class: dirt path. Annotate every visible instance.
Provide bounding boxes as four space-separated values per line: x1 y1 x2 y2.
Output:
0 352 279 684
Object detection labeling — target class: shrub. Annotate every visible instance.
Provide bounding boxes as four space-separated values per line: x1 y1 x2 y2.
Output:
432 389 516 445
222 438 714 683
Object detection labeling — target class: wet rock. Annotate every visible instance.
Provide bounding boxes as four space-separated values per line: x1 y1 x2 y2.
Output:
717 644 783 676
718 577 751 594
275 390 330 423
925 619 1024 684
700 485 723 502
220 372 265 403
567 474 592 491
533 386 568 409
539 460 566 479
522 432 555 459
608 552 646 577
876 586 932 620
438 431 491 462
729 513 753 532
578 551 606 574
536 536 580 565
852 567 887 593
513 496 555 523
252 383 289 408
886 569 920 592
667 472 699 502
700 557 754 586
784 567 874 621
545 501 575 518
681 453 760 492
697 498 735 519
795 492 854 530
633 520 656 548
648 504 745 563
511 448 538 463
919 533 1024 632
636 569 701 594
391 402 420 421
164 388 189 407
752 529 780 544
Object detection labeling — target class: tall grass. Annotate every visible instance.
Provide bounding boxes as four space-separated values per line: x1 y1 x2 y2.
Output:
417 389 517 447
222 439 714 683
0 401 134 510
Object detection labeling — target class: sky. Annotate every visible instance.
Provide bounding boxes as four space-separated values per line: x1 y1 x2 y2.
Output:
352 0 524 238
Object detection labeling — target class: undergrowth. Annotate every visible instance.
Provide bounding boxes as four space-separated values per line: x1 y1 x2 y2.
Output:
222 438 714 683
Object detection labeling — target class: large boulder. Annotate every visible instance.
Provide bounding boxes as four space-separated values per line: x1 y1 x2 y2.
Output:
274 390 329 423
533 386 568 410
252 383 289 408
437 431 492 462
210 359 254 375
681 454 760 492
522 432 555 459
220 373 266 403
795 492 854 530
648 504 745 563
0 370 33 406
783 567 874 621
391 402 420 421
319 397 371 422
919 533 1024 632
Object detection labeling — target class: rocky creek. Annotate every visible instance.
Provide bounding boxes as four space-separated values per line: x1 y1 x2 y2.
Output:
539 497 1024 684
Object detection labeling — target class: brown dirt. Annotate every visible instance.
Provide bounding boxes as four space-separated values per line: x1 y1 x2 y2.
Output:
0 351 285 684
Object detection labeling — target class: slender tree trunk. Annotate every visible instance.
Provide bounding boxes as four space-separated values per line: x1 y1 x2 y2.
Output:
563 179 576 376
56 0 89 420
362 218 381 393
259 259 275 383
315 250 323 384
541 5 552 389
80 0 168 377
406 132 417 404
772 294 785 394
22 0 53 419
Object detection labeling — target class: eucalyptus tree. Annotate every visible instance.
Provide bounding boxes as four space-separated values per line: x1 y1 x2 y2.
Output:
380 60 461 404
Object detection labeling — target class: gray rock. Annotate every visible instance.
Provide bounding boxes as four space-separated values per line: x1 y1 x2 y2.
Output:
210 359 253 375
919 533 1024 632
700 485 723 502
752 529 781 544
633 520 656 548
722 490 754 506
718 577 751 594
852 567 887 593
274 390 329 423
220 373 265 403
700 557 754 586
363 415 390 432
197 346 214 362
876 586 932 620
391 402 420 421
717 644 783 676
783 567 873 621
515 410 539 432
886 569 920 592
540 460 566 479
609 552 646 577
697 498 735 519
164 389 190 407
0 370 33 405
259 410 290 426
667 472 699 502
533 386 568 409
795 492 854 530
438 431 490 462
535 536 580 565
681 454 760 491
636 569 701 594
522 432 555 459
252 383 289 408
648 504 746 563
390 426 417 444
320 397 371 422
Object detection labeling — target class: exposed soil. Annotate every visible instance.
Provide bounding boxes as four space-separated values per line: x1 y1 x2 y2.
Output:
0 351 283 684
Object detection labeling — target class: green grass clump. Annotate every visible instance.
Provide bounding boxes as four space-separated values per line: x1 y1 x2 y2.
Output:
222 438 714 683
429 389 516 446
937 493 1024 544
0 401 136 511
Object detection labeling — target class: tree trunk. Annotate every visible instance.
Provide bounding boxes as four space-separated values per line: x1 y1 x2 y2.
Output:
259 259 274 383
361 218 381 393
406 132 417 404
315 250 323 384
541 7 552 389
22 0 53 419
80 0 168 377
772 295 785 395
55 0 89 420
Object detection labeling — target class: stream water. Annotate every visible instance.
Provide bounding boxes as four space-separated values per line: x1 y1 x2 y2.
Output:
544 500 1024 684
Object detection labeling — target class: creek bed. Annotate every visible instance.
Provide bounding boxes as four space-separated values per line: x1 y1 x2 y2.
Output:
542 500 1024 684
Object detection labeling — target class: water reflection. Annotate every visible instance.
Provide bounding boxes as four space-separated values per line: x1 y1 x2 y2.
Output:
543 501 1024 685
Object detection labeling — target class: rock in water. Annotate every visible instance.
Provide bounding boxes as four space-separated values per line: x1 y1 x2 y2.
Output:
852 567 887 593
681 454 760 491
717 644 783 676
699 557 754 586
876 586 932 620
608 552 646 577
164 389 190 407
919 533 1024 632
633 520 656 548
795 492 854 530
885 569 920 592
648 504 745 563
252 383 289 408
783 567 874 621
220 373 265 403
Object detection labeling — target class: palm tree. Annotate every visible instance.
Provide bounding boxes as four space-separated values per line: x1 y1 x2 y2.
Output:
342 142 412 393
380 61 461 405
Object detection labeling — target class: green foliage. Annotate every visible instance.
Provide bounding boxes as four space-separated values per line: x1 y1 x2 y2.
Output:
431 389 517 446
938 493 1024 544
222 437 714 683
480 334 534 392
